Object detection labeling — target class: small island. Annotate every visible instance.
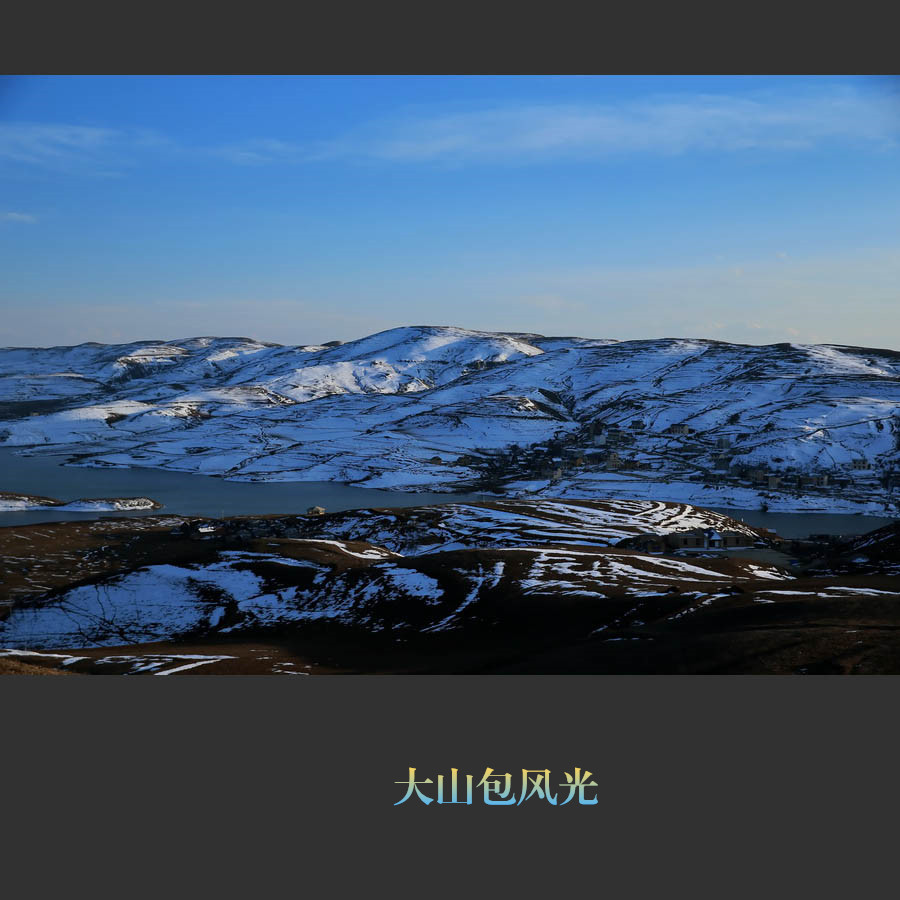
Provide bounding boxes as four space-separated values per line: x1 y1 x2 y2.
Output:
0 491 161 512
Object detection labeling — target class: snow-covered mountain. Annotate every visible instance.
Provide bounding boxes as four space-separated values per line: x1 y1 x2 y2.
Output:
1 325 899 512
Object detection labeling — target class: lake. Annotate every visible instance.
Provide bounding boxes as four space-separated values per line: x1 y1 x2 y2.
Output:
708 507 896 539
0 448 895 538
0 448 483 526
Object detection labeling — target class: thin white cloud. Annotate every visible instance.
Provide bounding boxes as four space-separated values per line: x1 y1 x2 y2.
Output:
1 211 37 223
309 84 900 164
0 122 170 175
0 122 120 169
211 138 304 166
3 83 897 174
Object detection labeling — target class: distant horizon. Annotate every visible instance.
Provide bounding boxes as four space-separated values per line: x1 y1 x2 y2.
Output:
4 322 900 355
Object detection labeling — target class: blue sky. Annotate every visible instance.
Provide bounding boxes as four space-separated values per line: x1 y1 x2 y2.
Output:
1 75 899 348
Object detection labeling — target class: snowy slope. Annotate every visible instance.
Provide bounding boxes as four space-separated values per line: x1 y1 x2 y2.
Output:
281 498 764 554
0 542 791 650
1 326 899 512
2 499 894 655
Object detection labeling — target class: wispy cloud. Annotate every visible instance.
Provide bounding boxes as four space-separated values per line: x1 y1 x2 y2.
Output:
3 83 898 175
305 84 900 165
406 99 886 162
1 211 37 223
130 84 900 169
0 122 170 175
211 138 305 166
0 122 121 172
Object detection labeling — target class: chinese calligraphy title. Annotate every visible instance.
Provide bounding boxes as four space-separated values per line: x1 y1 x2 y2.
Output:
395 768 598 806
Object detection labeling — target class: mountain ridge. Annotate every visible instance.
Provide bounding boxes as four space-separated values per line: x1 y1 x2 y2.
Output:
1 325 898 514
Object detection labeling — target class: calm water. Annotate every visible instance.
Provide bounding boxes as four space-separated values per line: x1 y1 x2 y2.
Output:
0 448 895 538
709 507 896 540
0 448 483 526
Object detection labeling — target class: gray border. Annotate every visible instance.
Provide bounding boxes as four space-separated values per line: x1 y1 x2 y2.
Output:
5 675 900 889
5 62 900 887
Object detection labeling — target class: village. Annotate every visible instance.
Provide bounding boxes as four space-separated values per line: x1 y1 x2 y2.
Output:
463 414 898 508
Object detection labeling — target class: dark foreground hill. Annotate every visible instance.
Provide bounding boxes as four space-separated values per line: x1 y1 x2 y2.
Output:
2 498 899 674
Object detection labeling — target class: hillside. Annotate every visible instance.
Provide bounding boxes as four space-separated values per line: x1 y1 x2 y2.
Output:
0 499 765 607
815 522 900 576
1 325 899 512
3 498 900 673
2 499 900 674
0 499 789 652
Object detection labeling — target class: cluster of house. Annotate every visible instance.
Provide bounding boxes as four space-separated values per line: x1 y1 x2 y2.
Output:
738 468 831 490
732 464 878 490
466 418 711 484
535 448 655 480
590 419 717 447
464 411 889 491
591 419 881 481
618 527 764 553
588 421 640 447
